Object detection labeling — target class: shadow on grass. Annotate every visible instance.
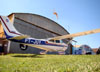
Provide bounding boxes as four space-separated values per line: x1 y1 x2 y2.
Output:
12 54 43 58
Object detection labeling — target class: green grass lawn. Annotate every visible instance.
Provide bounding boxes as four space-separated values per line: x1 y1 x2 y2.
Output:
0 54 100 72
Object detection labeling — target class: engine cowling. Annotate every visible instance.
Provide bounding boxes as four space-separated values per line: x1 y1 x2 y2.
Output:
20 44 28 50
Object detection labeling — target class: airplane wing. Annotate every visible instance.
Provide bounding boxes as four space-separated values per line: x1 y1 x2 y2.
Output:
9 35 29 40
50 28 100 40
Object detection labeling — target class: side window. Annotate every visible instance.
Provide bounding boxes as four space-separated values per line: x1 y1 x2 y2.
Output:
49 40 60 43
56 40 60 43
49 40 54 42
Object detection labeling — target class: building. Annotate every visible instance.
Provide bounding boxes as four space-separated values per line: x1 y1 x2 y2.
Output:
0 13 72 54
0 21 8 55
72 45 81 54
95 47 100 54
72 45 93 55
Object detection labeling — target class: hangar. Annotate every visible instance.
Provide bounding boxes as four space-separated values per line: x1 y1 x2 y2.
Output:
0 13 72 54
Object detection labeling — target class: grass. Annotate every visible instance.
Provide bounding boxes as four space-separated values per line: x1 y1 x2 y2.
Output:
0 54 100 72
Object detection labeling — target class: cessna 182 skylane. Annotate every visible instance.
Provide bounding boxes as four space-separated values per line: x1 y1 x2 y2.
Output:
0 16 100 54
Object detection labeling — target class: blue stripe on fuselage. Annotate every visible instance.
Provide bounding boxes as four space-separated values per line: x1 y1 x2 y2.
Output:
10 38 65 47
3 30 65 47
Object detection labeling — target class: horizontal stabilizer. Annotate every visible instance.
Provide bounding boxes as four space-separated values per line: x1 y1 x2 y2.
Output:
9 35 29 40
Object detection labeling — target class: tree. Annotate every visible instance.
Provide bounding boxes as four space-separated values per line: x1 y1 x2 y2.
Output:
96 47 100 54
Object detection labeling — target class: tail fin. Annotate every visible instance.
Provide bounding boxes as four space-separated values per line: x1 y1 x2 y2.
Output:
0 16 22 39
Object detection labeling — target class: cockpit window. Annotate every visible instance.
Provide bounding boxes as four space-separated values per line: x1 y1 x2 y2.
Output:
49 40 54 42
56 40 60 43
49 39 61 43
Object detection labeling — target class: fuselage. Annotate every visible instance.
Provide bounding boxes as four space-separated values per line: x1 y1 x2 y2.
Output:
9 37 68 51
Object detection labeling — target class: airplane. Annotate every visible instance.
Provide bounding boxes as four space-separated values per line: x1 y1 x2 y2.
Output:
0 15 100 54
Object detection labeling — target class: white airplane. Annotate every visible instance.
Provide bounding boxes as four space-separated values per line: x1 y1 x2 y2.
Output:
0 16 100 54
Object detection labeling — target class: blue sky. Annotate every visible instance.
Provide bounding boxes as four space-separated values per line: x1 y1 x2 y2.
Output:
0 0 100 48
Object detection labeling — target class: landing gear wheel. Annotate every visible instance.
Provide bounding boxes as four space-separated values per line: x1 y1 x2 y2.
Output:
40 51 48 55
20 44 28 50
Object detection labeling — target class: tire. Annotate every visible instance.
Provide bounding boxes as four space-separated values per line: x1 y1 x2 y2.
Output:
20 44 28 50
